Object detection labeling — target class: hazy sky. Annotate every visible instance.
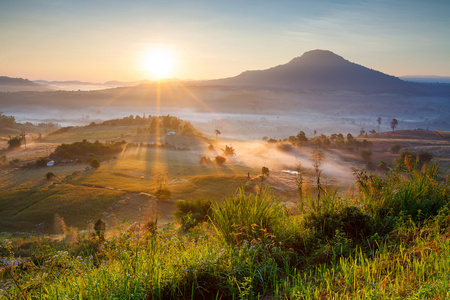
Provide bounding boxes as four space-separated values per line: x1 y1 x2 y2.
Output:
1 0 449 82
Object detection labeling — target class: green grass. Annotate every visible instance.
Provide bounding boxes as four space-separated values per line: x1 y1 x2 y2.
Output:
1 160 449 299
72 149 253 195
0 146 255 233
0 185 124 232
0 165 86 190
42 125 140 143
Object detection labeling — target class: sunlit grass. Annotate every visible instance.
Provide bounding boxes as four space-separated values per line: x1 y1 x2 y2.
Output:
0 164 86 190
0 185 124 232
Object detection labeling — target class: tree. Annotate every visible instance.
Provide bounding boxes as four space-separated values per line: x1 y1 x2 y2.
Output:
90 158 100 168
214 129 221 140
7 135 23 149
296 131 308 143
215 156 226 166
377 117 382 133
261 166 269 177
222 145 235 157
390 119 398 132
359 128 365 138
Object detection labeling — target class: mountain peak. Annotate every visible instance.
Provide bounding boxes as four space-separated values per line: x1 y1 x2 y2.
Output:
289 49 346 65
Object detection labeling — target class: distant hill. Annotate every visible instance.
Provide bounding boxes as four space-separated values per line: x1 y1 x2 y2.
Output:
212 50 422 95
400 75 450 84
0 76 51 92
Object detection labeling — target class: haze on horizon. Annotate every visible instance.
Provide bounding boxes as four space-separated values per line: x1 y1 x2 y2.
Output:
1 0 450 82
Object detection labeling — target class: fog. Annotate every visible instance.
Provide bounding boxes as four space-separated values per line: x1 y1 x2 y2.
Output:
2 84 449 137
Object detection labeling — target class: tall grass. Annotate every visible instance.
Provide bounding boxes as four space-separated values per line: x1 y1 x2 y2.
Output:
1 162 449 299
212 187 286 247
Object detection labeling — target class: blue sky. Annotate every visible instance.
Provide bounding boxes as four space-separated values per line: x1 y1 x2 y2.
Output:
1 0 449 81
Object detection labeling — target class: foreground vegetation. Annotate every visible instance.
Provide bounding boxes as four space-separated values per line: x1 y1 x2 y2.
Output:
1 160 449 299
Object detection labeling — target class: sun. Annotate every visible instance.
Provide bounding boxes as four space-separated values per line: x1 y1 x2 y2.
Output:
142 48 176 80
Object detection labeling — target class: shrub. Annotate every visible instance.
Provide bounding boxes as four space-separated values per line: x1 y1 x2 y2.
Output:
376 161 390 173
356 163 450 231
212 187 285 246
175 197 213 231
36 158 48 167
215 156 226 166
305 206 371 242
360 149 372 162
46 172 55 180
7 135 23 149
417 150 433 164
390 144 401 154
200 156 213 166
90 158 100 168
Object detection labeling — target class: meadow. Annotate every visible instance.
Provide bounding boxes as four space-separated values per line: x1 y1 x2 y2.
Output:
1 119 449 299
1 161 449 299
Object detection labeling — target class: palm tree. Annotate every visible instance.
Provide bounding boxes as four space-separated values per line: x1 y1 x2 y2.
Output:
377 117 382 133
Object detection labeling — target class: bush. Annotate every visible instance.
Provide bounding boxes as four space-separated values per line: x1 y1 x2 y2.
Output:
390 144 401 154
417 150 433 164
212 187 285 246
46 172 55 180
215 156 226 166
200 156 213 166
7 135 23 149
305 206 371 242
90 158 100 168
356 163 449 229
175 197 213 231
360 149 373 162
36 158 48 167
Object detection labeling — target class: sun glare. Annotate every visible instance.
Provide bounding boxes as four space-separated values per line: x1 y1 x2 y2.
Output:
142 49 176 80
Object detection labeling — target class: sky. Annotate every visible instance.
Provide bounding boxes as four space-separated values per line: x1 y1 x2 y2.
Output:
1 0 449 82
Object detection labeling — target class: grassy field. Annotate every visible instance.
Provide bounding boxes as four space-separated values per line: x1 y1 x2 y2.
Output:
1 161 449 299
1 126 450 234
0 185 124 232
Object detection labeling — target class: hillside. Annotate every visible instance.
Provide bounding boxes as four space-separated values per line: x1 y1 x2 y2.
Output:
0 76 51 92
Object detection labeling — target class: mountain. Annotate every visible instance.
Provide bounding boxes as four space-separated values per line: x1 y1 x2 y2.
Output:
212 50 420 95
0 76 51 92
